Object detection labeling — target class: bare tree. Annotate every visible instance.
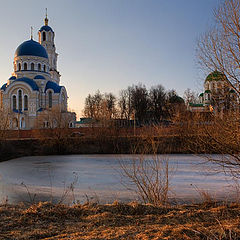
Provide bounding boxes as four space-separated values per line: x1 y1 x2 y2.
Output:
197 0 240 95
119 149 171 206
84 90 117 120
149 85 167 122
194 0 240 178
34 106 75 153
183 88 198 106
131 83 149 123
0 108 10 140
103 93 117 119
84 90 103 120
118 87 133 120
84 94 95 118
182 112 240 178
166 90 185 119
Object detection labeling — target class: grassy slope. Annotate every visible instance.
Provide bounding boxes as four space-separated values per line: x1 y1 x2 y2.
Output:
1 202 240 240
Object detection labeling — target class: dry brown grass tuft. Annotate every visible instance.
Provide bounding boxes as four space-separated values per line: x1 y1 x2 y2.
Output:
1 202 240 239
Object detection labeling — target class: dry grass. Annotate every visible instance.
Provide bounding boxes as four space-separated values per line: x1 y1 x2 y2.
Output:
1 201 240 240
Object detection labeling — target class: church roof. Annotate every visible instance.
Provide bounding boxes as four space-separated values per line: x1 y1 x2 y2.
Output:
189 103 204 107
205 90 211 93
1 83 7 91
15 77 39 91
9 76 16 80
45 81 62 93
39 25 54 32
34 75 46 80
15 39 48 59
205 71 227 83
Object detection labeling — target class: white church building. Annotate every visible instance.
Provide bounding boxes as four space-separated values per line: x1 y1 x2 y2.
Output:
0 14 75 130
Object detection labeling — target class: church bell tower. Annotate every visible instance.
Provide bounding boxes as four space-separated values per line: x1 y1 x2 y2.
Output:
38 9 60 84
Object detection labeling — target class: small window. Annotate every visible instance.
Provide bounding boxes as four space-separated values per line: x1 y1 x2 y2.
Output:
43 32 46 41
24 63 27 70
49 91 52 108
12 95 16 110
38 63 41 71
18 63 21 71
24 95 28 111
43 65 46 72
31 63 34 71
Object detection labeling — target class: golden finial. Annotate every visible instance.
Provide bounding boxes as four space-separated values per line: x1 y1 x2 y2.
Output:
45 8 48 26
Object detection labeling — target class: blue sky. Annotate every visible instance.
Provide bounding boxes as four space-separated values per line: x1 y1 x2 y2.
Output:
0 0 220 117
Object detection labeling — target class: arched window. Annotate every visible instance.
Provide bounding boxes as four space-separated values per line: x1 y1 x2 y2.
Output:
48 32 51 41
43 65 46 72
43 32 46 41
48 91 52 108
20 117 25 129
38 63 41 71
44 121 50 128
18 63 21 71
24 95 28 111
31 63 34 71
12 118 18 128
24 63 27 70
18 90 22 111
12 95 16 110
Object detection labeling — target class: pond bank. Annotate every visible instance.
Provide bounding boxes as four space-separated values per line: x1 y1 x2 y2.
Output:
1 201 239 239
0 135 209 162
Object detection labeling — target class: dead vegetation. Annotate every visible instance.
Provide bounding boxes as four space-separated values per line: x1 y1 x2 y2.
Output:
1 201 240 240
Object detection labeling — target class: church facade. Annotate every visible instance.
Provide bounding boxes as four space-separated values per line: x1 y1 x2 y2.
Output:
0 15 75 130
189 71 238 114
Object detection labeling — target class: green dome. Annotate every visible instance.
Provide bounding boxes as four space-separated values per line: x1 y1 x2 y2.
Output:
199 93 204 97
205 71 227 83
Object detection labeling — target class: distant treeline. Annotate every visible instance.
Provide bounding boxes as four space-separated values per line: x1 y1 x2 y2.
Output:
83 83 197 123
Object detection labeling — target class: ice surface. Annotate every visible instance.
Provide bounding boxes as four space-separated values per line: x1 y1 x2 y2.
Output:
0 154 237 204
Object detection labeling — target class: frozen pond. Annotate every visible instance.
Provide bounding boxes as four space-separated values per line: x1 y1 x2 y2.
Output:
0 154 238 204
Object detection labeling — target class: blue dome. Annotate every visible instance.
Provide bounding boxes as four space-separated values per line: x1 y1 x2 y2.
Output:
15 39 48 59
15 77 39 91
9 76 16 80
45 81 62 93
34 75 46 80
1 83 7 91
39 25 53 32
